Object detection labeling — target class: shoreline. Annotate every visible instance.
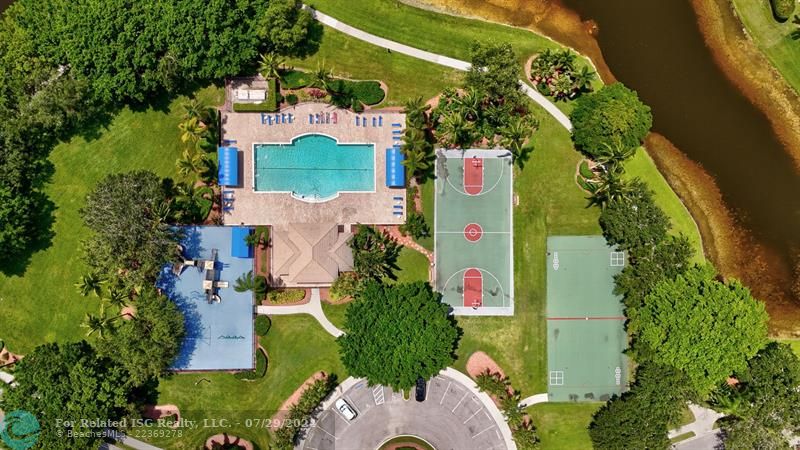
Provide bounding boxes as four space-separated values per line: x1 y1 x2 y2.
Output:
403 0 800 335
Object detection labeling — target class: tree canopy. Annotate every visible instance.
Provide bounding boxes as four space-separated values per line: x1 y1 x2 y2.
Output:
80 170 180 291
599 180 670 252
570 83 653 157
589 364 696 450
0 342 133 450
96 288 186 386
465 41 523 107
338 281 460 390
629 265 769 393
348 225 401 281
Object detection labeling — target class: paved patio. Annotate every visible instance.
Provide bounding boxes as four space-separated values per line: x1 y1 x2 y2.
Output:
221 103 406 226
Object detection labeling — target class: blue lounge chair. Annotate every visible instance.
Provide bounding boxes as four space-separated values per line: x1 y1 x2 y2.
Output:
393 211 403 217
379 116 383 126
356 116 360 126
223 139 237 145
288 113 294 123
268 115 274 125
309 114 313 124
392 123 402 127
372 117 377 127
393 196 403 201
260 113 267 124
392 130 402 135
393 205 404 210
273 114 279 124
362 119 367 128
326 112 331 124
393 136 401 141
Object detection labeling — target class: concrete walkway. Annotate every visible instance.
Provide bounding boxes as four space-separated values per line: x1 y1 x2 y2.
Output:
104 429 163 450
668 403 725 447
256 288 344 337
306 6 574 131
519 393 548 408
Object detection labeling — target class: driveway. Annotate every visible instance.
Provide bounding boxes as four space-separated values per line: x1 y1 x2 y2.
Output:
300 373 509 450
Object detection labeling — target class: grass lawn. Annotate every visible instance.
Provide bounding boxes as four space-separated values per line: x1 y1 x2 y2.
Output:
393 246 431 284
321 300 348 331
526 402 601 450
624 149 705 263
731 0 800 94
141 315 346 449
0 86 223 354
416 180 435 251
286 25 461 106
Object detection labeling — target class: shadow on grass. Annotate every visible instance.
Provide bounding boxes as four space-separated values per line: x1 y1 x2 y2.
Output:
0 192 57 277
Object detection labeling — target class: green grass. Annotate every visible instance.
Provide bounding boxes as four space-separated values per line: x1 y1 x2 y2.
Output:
731 0 800 94
393 246 430 284
417 180 435 251
0 86 223 354
669 403 696 429
286 26 461 106
141 315 346 449
624 149 705 263
527 403 601 450
670 431 696 444
321 300 348 331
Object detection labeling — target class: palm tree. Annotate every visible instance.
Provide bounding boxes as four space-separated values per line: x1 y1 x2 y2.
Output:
75 273 105 298
401 147 432 181
595 141 636 176
175 181 213 223
258 52 284 80
234 271 267 295
456 87 482 122
176 148 207 178
439 111 475 149
181 98 206 121
500 115 537 167
402 96 430 129
178 117 208 148
586 171 635 209
573 65 596 93
310 63 333 92
103 286 129 309
81 305 118 338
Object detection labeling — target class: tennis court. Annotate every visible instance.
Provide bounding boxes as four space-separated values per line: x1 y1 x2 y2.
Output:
435 149 513 316
546 236 629 401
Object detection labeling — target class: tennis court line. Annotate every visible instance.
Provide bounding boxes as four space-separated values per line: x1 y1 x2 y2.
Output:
547 316 626 320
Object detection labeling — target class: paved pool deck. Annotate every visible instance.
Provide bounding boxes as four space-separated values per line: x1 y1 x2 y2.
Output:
221 103 406 226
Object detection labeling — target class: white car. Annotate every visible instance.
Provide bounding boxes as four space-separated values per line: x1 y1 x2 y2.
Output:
335 398 357 421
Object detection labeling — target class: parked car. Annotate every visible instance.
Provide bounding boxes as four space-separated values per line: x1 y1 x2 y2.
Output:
335 398 357 420
415 377 427 402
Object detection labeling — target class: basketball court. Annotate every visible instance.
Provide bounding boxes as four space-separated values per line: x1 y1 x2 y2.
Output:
435 149 513 316
546 236 629 401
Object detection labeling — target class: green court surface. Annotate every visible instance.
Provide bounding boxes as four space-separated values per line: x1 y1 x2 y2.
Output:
546 236 628 402
435 150 514 316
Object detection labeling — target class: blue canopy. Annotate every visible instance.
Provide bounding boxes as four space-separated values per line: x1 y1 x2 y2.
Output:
218 146 239 187
385 148 405 188
230 226 253 258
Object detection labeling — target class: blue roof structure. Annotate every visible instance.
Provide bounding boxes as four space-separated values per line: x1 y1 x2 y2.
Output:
385 147 405 187
157 226 254 371
218 146 239 187
231 226 253 258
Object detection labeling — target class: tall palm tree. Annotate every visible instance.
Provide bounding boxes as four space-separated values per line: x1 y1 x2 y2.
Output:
258 52 285 80
178 117 208 148
75 273 105 298
402 96 430 129
176 148 207 178
103 286 129 309
81 305 117 338
456 87 482 122
439 111 475 149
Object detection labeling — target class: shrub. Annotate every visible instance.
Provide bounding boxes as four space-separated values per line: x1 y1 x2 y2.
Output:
348 81 385 105
570 83 653 157
274 376 338 448
232 102 279 112
576 174 593 192
599 181 670 252
331 272 360 301
399 212 430 240
579 160 594 179
254 315 271 336
282 70 311 89
234 348 268 380
769 0 795 21
512 425 541 450
475 370 508 397
285 93 298 105
351 97 364 113
267 289 306 304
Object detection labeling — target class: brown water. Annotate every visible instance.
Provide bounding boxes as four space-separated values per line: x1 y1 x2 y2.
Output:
0 0 11 12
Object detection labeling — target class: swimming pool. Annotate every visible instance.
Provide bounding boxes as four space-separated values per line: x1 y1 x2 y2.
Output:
254 134 375 201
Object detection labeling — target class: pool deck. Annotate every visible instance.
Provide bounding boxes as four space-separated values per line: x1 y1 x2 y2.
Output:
221 103 406 226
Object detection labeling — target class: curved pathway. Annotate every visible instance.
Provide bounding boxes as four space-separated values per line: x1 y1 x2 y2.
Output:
519 393 548 408
305 6 573 131
256 288 344 337
667 403 724 447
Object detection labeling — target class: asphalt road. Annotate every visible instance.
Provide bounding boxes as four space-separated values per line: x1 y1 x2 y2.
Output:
300 374 507 450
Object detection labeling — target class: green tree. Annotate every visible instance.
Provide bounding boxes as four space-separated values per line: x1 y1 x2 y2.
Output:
0 186 35 261
721 416 790 450
258 0 314 56
439 111 476 149
594 141 636 175
0 341 132 450
178 117 208 148
234 270 268 296
629 265 769 393
403 96 430 129
466 41 522 107
310 63 333 92
512 422 541 450
74 272 106 298
348 225 402 280
399 212 430 240
81 307 116 339
80 171 180 291
338 281 459 390
570 83 653 157
97 288 185 386
599 181 670 251
586 171 636 209
500 115 537 168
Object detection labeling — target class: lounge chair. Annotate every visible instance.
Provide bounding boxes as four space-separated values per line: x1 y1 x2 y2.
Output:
260 113 267 124
392 130 402 135
332 112 338 124
393 205 404 210
393 196 403 201
309 114 314 124
274 114 280 124
379 116 383 126
355 116 360 126
372 117 377 127
392 123 402 127
393 211 403 217
288 113 294 123
213 281 229 289
362 119 366 128
325 112 329 124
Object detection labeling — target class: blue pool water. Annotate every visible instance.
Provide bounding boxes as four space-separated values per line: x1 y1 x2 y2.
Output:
254 134 375 200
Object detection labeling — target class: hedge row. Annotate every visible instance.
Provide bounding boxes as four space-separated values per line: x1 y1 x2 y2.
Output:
769 0 795 21
348 81 385 105
234 348 268 380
